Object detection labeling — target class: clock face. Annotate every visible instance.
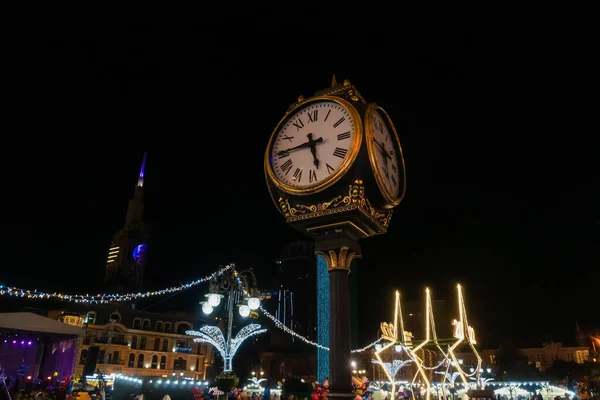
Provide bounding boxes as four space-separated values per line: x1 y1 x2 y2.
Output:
366 105 405 206
267 97 362 194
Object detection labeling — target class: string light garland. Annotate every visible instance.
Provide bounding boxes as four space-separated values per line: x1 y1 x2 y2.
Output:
258 306 382 353
0 264 232 304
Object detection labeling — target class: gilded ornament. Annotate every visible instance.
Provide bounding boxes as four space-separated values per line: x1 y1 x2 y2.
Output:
278 180 392 231
316 246 360 272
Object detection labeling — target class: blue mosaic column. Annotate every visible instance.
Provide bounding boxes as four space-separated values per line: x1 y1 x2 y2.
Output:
316 253 330 382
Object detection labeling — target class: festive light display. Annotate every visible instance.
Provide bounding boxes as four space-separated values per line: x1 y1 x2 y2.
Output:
406 288 452 400
374 291 419 399
444 284 482 389
248 377 267 386
187 324 266 372
470 376 494 389
0 264 232 303
258 306 383 353
372 359 414 380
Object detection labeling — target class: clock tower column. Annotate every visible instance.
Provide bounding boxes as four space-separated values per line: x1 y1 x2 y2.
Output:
316 238 360 397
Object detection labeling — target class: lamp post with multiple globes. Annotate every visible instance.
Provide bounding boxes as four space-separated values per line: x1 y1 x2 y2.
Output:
196 266 264 372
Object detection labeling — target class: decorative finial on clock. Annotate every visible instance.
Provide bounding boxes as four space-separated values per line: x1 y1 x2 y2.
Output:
331 74 338 87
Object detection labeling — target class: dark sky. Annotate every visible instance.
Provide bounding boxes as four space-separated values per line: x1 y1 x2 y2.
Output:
2 18 597 349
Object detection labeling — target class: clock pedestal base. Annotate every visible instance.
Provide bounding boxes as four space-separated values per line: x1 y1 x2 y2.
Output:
316 239 361 399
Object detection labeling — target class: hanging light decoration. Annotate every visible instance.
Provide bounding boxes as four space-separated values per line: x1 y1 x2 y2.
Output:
238 305 251 317
246 288 261 310
201 302 213 315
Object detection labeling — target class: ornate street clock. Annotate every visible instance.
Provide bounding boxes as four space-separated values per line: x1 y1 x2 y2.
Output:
264 78 406 242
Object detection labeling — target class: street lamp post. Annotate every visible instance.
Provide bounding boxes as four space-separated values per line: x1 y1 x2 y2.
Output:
188 265 266 373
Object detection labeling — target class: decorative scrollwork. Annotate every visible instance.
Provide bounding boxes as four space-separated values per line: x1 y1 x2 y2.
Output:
278 180 392 230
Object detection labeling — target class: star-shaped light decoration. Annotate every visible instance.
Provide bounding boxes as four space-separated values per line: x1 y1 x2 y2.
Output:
373 291 420 397
444 284 482 389
407 288 452 400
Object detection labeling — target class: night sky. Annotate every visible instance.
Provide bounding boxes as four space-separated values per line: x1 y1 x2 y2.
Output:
2 18 597 349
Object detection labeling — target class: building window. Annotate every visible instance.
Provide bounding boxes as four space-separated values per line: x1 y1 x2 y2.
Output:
112 351 119 364
98 350 106 364
128 353 135 368
109 312 121 323
151 355 158 369
160 355 166 369
86 312 97 325
140 336 147 350
133 318 142 330
131 336 138 350
154 338 160 351
79 349 88 365
165 322 172 333
173 357 186 370
177 322 192 335
137 354 144 369
142 319 151 330
155 321 164 332
567 353 573 362
162 339 168 352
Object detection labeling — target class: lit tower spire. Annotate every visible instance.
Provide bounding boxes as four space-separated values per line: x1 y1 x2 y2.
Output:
137 152 147 187
125 152 147 229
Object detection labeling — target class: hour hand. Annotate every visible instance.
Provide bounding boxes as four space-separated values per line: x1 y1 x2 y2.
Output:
310 145 319 168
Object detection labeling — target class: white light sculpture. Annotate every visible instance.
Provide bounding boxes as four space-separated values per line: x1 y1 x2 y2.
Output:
372 359 413 379
239 305 251 317
248 377 267 386
202 303 213 314
187 324 266 372
470 376 494 389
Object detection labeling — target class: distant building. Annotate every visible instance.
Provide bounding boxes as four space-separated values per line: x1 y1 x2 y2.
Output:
253 241 317 381
271 241 316 341
455 342 590 372
47 304 214 380
104 152 150 294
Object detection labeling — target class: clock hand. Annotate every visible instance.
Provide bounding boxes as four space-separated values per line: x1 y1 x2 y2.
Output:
276 136 323 156
307 133 320 169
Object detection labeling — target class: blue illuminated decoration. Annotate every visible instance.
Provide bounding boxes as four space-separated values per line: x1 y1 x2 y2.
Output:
133 244 148 267
133 244 147 260
316 253 330 382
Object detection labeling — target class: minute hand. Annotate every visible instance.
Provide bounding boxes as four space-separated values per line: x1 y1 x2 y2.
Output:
277 137 323 155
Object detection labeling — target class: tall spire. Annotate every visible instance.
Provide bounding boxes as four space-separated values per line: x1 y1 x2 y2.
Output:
331 74 337 87
137 152 147 187
125 152 147 228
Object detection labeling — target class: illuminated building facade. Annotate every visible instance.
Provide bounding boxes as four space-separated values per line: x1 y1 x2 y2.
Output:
455 342 590 372
48 305 214 380
104 152 150 294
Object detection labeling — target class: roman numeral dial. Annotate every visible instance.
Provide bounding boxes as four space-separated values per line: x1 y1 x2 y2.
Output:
268 98 361 192
366 105 405 206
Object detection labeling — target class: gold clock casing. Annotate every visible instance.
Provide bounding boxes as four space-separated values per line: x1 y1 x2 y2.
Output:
264 95 363 196
364 104 407 209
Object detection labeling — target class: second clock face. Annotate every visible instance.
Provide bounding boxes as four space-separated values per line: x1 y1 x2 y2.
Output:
370 109 402 199
269 98 360 193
